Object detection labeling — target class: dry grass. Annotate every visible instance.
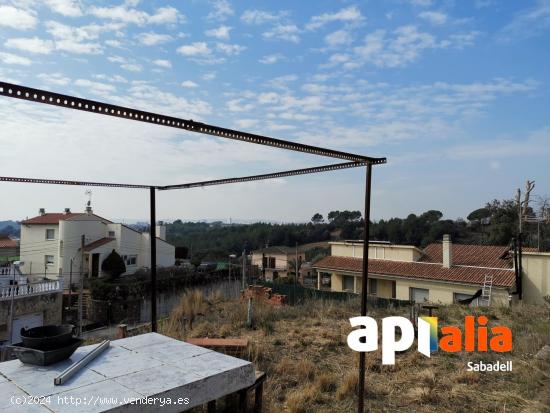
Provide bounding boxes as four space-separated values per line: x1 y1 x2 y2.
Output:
161 293 550 413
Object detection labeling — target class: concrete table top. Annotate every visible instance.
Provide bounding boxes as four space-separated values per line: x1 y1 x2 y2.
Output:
0 333 255 413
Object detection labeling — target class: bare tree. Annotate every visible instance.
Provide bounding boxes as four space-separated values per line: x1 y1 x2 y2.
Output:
516 180 535 233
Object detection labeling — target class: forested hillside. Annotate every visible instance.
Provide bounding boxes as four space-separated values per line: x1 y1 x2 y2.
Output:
166 198 550 260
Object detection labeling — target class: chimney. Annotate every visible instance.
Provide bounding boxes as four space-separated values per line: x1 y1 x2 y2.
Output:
156 221 167 241
39 208 46 216
442 234 452 268
64 208 71 214
85 206 93 215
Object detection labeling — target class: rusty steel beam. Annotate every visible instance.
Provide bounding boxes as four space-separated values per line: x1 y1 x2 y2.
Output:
0 81 386 164
159 161 367 190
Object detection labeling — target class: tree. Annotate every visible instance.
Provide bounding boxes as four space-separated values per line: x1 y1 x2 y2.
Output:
101 250 126 279
311 213 324 224
467 208 490 222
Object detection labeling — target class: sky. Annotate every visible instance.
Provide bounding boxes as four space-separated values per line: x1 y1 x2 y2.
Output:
0 0 549 224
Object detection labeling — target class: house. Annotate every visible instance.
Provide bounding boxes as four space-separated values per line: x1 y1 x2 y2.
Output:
0 278 62 345
312 236 516 306
251 242 328 281
0 237 21 285
521 250 550 305
19 207 175 286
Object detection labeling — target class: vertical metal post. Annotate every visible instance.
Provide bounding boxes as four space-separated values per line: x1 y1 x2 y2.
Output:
78 235 85 336
358 163 372 413
150 186 157 332
241 249 246 290
517 232 523 300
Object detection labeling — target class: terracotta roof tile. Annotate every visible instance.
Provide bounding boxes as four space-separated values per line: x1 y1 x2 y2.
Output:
82 237 115 252
420 243 511 269
21 213 83 225
313 256 515 288
0 238 18 248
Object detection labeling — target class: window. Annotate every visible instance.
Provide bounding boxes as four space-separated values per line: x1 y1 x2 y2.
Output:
268 257 276 268
368 278 377 295
108 231 115 238
343 275 355 292
45 229 55 240
125 255 137 266
45 255 54 266
410 287 429 303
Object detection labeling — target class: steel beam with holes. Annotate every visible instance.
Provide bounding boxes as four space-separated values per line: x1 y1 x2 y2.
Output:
0 161 367 190
0 81 385 164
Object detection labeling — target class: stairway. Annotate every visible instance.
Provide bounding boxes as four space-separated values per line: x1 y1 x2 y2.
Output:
480 274 493 306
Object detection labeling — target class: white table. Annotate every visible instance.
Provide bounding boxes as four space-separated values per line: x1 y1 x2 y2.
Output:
0 333 255 412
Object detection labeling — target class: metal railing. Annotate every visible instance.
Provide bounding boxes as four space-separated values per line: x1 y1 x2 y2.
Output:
0 279 62 300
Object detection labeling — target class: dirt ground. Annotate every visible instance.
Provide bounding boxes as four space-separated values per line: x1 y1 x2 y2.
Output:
159 291 550 413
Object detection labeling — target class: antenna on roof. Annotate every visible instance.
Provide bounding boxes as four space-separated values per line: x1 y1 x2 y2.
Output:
85 190 93 213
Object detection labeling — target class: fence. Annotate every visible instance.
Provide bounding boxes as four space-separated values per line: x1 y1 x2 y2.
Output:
257 281 412 307
0 279 62 300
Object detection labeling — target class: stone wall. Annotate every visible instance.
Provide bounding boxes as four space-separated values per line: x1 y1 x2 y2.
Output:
0 292 62 342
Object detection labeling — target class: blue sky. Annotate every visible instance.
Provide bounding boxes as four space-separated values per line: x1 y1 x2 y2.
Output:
0 0 549 223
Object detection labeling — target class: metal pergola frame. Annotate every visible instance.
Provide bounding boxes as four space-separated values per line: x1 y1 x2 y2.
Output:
0 81 386 413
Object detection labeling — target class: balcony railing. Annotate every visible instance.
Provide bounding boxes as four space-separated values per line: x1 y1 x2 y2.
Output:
0 279 62 300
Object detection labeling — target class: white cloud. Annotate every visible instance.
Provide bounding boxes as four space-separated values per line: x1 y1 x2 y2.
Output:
306 6 363 30
207 0 234 21
216 43 246 56
38 72 71 86
89 4 182 26
259 53 284 64
501 1 550 40
181 80 198 88
258 92 279 104
89 4 149 25
177 42 212 56
325 29 353 46
44 0 82 17
152 59 172 68
205 25 231 40
45 21 111 54
263 24 300 43
0 6 37 30
121 63 142 72
148 7 182 25
351 26 442 68
6 37 55 54
136 32 173 46
227 99 254 112
418 11 448 25
241 10 284 25
202 72 216 80
105 39 123 48
0 52 32 66
409 0 434 6
235 119 258 128
74 78 116 96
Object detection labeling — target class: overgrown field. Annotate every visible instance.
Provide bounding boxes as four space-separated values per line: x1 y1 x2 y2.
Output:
159 292 550 413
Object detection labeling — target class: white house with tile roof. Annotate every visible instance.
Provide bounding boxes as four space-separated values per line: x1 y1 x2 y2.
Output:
312 236 517 306
19 207 174 286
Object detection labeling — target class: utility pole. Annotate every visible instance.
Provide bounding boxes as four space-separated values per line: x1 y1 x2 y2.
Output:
78 234 85 337
515 180 535 301
241 248 246 290
68 258 73 317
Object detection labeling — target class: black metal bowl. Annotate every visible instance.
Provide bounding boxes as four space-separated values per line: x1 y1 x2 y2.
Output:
9 337 83 366
20 324 75 350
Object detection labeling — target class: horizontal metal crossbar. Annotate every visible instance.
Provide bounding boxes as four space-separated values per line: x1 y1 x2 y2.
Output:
0 161 367 190
159 161 367 190
0 176 150 189
0 81 386 164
